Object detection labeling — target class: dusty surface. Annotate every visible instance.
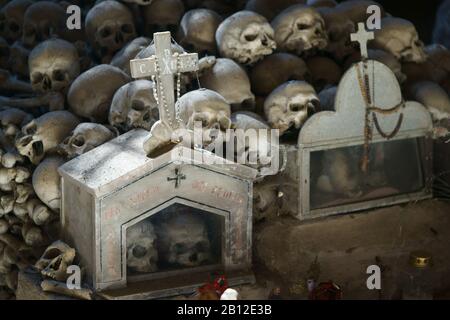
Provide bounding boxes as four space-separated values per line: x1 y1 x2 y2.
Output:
16 270 74 300
253 199 450 299
16 199 450 300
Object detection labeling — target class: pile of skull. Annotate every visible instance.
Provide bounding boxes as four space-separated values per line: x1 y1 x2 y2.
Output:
0 0 449 299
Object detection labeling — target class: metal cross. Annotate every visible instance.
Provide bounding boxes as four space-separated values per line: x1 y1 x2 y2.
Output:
350 22 375 60
129 31 199 129
167 168 186 188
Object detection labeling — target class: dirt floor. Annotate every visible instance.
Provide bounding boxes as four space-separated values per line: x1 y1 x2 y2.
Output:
251 199 450 299
15 199 450 300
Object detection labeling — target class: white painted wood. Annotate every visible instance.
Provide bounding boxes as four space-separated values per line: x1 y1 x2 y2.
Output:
351 22 375 59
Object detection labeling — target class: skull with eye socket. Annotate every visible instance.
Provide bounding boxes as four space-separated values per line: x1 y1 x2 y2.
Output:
0 0 33 44
109 80 159 132
126 219 158 274
85 0 136 63
58 123 117 159
177 8 223 57
142 0 185 36
216 10 276 65
231 111 277 175
22 1 65 49
178 89 232 148
15 111 80 164
142 89 231 156
35 241 76 282
318 7 356 61
264 81 319 135
156 212 212 268
28 39 80 94
371 17 427 63
272 4 328 56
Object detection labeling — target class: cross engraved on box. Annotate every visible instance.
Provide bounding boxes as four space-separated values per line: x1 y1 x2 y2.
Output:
167 167 186 188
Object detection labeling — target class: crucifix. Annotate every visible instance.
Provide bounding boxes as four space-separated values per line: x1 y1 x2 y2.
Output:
130 31 199 129
350 22 375 60
167 168 186 188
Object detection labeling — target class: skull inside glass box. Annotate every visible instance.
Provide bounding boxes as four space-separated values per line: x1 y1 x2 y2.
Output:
296 25 434 220
58 130 257 299
126 203 223 278
309 138 428 210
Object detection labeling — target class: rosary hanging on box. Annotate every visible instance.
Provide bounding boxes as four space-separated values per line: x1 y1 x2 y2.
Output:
351 23 405 173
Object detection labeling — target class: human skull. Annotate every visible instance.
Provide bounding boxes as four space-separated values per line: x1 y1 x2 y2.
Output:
245 0 306 21
315 148 362 198
231 111 270 130
336 0 385 24
178 9 223 56
122 0 154 5
142 0 185 36
318 7 356 61
250 53 309 97
0 38 9 69
14 183 33 204
371 17 427 63
401 60 437 87
25 198 52 226
264 80 319 134
424 44 450 85
15 111 80 164
68 64 131 123
272 5 328 56
9 40 30 79
109 80 159 132
318 86 337 111
156 212 211 267
85 0 137 63
32 156 65 212
306 56 342 91
216 10 276 65
1 152 25 169
178 89 232 146
0 0 33 43
231 111 272 169
368 49 406 83
253 177 285 221
199 58 255 111
35 240 76 282
22 1 65 48
126 220 158 273
409 81 450 122
307 0 337 8
111 37 151 76
59 123 117 159
0 107 33 138
29 39 80 94
427 43 450 65
22 222 47 247
184 0 237 16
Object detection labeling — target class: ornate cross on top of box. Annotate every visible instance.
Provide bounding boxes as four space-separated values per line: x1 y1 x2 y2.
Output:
130 32 199 129
350 22 375 60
